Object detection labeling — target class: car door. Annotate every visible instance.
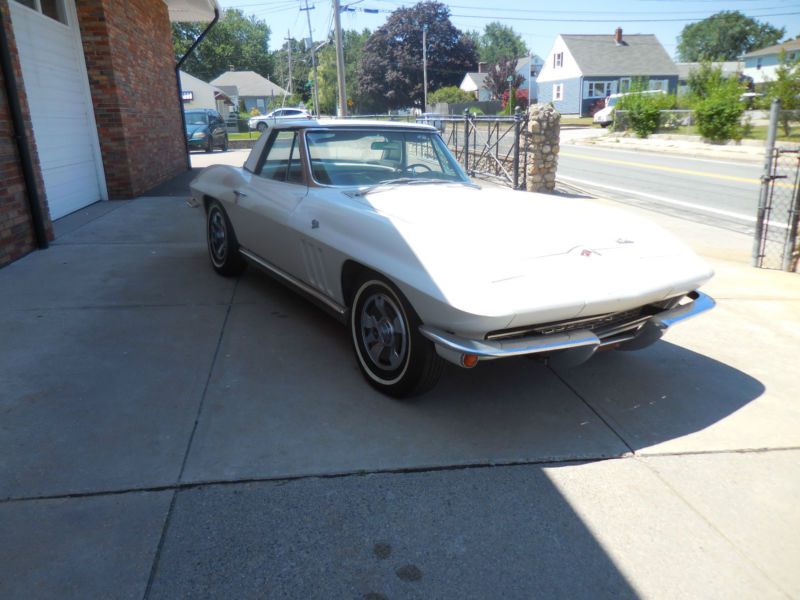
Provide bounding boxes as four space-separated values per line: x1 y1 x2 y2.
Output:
230 129 308 274
210 111 224 145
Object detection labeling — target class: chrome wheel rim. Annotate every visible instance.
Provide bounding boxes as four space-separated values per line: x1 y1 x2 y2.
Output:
359 292 407 371
209 209 227 263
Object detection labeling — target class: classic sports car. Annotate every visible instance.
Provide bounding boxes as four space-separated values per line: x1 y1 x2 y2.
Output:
190 119 714 398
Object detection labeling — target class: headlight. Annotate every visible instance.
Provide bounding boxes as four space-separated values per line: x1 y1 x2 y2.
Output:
192 131 207 139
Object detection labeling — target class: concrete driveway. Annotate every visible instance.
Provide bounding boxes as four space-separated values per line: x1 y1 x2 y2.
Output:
1 164 799 599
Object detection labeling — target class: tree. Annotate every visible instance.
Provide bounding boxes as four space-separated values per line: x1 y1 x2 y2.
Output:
477 22 527 65
316 29 371 115
428 85 474 104
484 56 524 100
172 9 273 82
677 11 784 61
272 37 312 103
687 62 727 102
359 1 478 111
767 51 800 135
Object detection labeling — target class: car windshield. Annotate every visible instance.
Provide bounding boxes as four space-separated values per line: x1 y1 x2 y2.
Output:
607 97 619 107
305 129 468 187
185 111 208 125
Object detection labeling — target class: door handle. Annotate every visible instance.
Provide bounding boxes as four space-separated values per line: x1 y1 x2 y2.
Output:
234 190 247 199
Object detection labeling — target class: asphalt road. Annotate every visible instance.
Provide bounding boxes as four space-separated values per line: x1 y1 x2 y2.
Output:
557 145 765 233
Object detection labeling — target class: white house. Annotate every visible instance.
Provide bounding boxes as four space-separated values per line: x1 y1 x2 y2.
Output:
179 71 234 115
459 55 545 102
742 39 800 84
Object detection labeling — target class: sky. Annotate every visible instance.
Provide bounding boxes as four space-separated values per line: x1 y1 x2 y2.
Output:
219 0 800 59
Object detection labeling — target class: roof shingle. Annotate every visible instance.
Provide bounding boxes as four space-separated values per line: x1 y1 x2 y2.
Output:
562 34 678 77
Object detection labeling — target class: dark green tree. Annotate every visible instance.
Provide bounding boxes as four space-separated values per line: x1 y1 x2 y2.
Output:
172 9 273 82
477 22 528 65
677 11 784 61
359 1 478 111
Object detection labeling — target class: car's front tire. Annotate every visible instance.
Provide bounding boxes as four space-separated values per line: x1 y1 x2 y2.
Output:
257 122 267 132
221 135 228 152
350 276 443 398
206 200 245 277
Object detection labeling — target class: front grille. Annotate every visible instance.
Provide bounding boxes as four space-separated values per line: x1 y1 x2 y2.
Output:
485 296 684 342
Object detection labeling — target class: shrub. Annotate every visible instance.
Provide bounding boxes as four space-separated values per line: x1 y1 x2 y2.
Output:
429 85 474 105
614 82 674 138
694 78 745 142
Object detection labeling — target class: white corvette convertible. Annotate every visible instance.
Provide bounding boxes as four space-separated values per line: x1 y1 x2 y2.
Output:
190 120 714 397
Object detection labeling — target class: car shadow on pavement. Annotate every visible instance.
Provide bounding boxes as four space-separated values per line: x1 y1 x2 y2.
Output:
181 264 766 487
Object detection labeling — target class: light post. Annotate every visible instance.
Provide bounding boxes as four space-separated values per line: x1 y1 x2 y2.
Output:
507 75 515 113
422 24 428 112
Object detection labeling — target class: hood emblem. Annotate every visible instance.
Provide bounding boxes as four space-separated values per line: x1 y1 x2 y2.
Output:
580 249 595 257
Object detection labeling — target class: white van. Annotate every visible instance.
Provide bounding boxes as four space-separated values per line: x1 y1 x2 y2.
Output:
592 90 666 127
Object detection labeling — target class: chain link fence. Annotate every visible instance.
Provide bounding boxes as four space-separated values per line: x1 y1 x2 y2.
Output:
753 103 800 271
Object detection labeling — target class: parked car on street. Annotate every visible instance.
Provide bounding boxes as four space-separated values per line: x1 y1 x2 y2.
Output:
185 109 228 152
248 107 312 132
190 120 714 398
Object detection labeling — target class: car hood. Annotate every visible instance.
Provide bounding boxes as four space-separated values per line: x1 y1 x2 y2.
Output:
354 183 712 320
360 183 692 264
186 124 208 136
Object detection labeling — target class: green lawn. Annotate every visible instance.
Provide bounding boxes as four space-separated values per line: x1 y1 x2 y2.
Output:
650 124 800 143
561 116 596 126
228 132 260 141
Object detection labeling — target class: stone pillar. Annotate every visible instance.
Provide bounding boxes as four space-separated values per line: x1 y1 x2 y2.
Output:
525 103 560 193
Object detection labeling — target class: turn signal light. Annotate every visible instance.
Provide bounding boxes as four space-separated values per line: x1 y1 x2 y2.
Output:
461 353 479 368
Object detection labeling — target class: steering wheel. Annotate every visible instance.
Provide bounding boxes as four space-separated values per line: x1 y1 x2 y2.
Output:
404 163 433 174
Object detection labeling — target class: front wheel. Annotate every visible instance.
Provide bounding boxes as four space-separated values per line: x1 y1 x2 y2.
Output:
257 122 268 132
350 277 443 398
206 200 245 276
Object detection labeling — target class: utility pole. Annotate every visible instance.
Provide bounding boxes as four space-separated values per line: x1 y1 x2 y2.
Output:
333 0 347 116
301 0 320 117
422 24 428 112
527 50 532 106
285 30 293 94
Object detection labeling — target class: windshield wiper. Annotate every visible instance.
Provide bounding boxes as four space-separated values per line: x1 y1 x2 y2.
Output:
356 178 454 196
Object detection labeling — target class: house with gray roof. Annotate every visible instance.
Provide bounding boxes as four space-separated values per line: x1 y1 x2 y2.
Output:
741 39 800 85
536 28 678 116
210 70 288 113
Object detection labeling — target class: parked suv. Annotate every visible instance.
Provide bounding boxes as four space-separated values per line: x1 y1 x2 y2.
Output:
248 108 312 132
185 109 228 152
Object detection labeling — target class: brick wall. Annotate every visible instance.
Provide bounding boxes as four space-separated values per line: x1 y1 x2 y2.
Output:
77 0 186 198
0 0 52 268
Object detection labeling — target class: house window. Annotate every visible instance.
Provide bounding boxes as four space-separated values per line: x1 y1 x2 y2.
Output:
587 82 611 98
553 52 563 68
11 0 67 24
648 79 669 92
553 83 563 101
619 78 631 93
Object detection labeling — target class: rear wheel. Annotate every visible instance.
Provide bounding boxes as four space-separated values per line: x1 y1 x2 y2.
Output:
350 276 443 398
206 200 245 276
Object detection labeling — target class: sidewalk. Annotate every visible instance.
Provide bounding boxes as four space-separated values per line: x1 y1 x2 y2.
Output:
564 130 780 163
0 173 798 598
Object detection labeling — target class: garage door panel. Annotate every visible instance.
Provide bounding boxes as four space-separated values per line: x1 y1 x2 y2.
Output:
10 0 105 220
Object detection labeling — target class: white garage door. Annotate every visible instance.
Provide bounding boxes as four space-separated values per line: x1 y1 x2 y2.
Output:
9 0 106 220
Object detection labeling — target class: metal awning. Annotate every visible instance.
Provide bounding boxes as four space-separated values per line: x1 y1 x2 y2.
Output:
165 0 219 22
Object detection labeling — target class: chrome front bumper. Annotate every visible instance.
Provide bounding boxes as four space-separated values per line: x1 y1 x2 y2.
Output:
419 291 715 368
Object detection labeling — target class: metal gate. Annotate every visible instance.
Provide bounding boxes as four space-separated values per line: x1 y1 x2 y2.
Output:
421 108 528 190
752 101 800 271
